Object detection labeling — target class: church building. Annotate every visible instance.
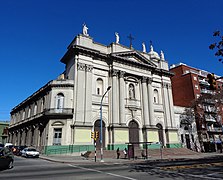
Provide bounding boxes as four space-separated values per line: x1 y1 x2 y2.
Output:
8 26 180 154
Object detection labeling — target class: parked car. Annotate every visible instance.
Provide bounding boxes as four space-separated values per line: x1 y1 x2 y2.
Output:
0 143 4 150
13 145 27 156
21 147 39 158
0 147 14 169
4 143 14 151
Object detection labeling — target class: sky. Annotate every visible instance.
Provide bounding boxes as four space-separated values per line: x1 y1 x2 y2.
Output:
0 0 223 121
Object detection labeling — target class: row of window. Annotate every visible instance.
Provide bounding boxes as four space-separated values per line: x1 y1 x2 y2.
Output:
11 93 65 124
96 79 160 103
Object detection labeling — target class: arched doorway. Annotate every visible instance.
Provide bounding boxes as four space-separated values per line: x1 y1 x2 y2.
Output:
129 120 139 147
94 120 105 150
156 123 164 145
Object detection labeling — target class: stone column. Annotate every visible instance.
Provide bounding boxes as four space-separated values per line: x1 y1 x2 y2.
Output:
112 69 119 125
26 127 32 146
76 62 86 122
21 129 25 145
85 64 93 124
148 78 155 126
162 82 171 128
13 132 17 145
119 71 125 125
17 130 21 145
142 77 150 126
8 132 13 145
34 125 39 148
167 84 175 127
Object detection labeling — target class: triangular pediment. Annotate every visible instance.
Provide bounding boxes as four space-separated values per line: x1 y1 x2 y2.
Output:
110 51 157 67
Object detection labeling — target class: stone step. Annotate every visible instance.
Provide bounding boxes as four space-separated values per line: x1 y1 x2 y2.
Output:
83 148 199 159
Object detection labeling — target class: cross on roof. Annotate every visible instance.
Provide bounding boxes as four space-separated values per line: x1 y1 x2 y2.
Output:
127 34 134 49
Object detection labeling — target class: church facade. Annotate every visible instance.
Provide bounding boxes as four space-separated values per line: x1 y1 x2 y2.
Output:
8 29 180 154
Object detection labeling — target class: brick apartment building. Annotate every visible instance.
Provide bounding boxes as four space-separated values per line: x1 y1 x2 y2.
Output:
170 63 223 152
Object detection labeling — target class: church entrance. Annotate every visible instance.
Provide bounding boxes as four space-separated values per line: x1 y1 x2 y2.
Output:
129 120 139 147
156 123 164 145
94 120 105 150
185 134 191 149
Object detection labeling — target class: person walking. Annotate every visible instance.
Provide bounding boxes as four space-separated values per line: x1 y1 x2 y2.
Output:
116 148 120 159
123 148 127 159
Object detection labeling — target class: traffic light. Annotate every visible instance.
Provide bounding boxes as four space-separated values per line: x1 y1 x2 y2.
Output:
207 73 217 90
91 132 95 139
95 131 99 139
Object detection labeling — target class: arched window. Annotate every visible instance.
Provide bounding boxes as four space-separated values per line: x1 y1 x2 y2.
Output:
96 78 103 95
154 89 159 104
34 102 37 115
22 110 25 120
56 93 64 111
40 97 45 112
129 84 135 99
28 107 31 118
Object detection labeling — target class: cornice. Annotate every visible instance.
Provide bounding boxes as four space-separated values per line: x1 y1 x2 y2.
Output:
11 80 74 113
61 45 173 78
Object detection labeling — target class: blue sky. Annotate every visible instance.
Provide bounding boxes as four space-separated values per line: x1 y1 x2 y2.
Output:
0 0 223 121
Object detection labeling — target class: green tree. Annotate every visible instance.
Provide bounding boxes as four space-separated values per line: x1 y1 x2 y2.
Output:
209 30 223 62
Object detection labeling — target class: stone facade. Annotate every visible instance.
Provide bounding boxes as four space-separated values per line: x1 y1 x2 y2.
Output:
0 121 9 144
9 32 180 154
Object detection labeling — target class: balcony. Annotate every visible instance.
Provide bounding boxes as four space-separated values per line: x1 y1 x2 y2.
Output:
125 98 141 109
43 108 73 116
207 126 223 132
205 116 216 123
204 107 217 114
9 108 74 128
200 89 214 95
199 79 209 86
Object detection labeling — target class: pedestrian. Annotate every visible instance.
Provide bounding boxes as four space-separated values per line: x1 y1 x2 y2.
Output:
123 148 127 159
116 147 120 159
141 150 146 159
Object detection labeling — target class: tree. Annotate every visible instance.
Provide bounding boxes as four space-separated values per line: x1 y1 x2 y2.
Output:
192 91 223 147
209 30 223 63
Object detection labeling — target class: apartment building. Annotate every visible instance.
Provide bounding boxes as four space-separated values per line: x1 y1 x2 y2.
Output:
170 63 223 152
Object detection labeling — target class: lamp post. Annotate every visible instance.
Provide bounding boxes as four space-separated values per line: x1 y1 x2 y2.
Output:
100 86 111 162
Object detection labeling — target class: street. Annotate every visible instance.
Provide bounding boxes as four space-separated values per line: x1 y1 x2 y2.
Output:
0 156 179 180
134 155 223 180
0 155 223 180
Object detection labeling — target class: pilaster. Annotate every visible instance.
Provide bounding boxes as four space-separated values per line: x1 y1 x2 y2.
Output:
85 64 93 124
112 69 119 125
141 76 150 126
76 62 86 123
119 71 126 125
148 77 155 126
162 82 172 128
167 83 175 127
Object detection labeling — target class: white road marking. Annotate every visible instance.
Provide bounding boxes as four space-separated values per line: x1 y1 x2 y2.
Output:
68 164 137 180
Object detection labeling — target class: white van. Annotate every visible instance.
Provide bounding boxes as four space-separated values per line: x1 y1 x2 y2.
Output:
4 143 13 148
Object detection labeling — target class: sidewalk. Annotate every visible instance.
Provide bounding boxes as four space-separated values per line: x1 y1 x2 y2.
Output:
40 152 223 164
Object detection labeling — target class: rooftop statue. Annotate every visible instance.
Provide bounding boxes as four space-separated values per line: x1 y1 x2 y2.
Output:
160 50 165 60
115 32 119 44
142 42 146 52
82 23 89 36
150 44 154 52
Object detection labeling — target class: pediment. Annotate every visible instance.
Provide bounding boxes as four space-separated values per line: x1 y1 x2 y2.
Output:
110 51 157 67
51 121 64 126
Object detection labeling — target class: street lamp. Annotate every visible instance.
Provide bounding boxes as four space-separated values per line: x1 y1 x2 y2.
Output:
100 86 111 162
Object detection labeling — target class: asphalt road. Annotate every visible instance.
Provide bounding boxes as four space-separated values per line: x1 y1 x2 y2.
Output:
133 155 223 180
0 156 176 180
0 155 222 180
